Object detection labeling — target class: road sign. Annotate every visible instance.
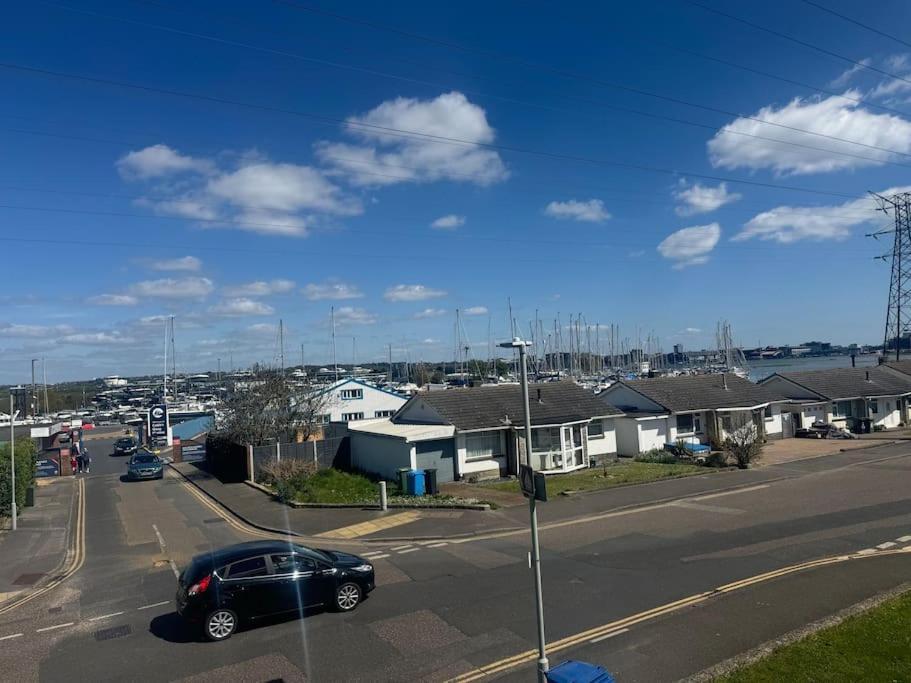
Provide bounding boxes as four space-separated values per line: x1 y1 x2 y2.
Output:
149 404 169 445
519 464 548 502
181 442 206 463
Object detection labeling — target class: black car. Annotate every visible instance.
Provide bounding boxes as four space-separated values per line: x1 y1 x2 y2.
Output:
113 437 138 456
175 540 375 641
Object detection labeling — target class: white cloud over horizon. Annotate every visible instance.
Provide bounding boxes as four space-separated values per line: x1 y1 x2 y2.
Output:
384 284 447 302
334 307 377 325
129 277 214 299
86 294 139 307
150 256 202 272
657 223 721 268
209 298 275 316
674 181 741 216
544 199 610 222
302 281 364 301
431 214 466 230
223 279 296 297
415 308 447 318
463 306 488 316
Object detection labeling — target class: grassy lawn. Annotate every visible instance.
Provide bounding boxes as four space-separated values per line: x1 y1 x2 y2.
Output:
483 461 705 496
718 591 911 683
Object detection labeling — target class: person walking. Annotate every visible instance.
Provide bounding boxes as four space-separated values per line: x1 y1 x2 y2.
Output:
81 446 91 474
73 441 83 474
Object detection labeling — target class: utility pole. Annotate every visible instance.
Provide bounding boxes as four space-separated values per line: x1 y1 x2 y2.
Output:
331 307 338 384
278 319 285 374
30 359 37 419
9 396 17 531
871 192 911 360
499 338 548 681
388 344 393 385
217 357 221 382
42 358 48 417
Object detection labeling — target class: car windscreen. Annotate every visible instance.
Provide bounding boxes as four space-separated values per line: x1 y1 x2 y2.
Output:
132 454 158 464
116 439 133 446
294 545 332 563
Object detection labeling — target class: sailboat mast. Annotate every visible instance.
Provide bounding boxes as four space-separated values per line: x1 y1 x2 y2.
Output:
279 319 284 374
331 307 338 383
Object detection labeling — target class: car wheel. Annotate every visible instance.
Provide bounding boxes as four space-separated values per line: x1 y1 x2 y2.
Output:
335 582 362 612
203 609 237 641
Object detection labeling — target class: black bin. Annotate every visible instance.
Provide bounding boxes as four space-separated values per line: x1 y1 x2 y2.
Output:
424 468 439 495
25 486 35 507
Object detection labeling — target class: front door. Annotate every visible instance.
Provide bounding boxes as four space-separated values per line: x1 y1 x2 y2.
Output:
268 553 332 612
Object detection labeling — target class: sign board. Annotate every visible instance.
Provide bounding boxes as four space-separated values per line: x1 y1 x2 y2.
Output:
149 404 169 445
181 442 206 463
36 456 60 478
519 464 548 502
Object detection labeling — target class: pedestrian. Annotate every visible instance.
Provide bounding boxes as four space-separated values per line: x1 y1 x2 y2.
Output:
70 451 77 475
82 446 90 474
73 442 83 473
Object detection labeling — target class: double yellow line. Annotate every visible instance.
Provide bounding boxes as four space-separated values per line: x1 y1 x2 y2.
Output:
0 477 86 617
450 547 911 681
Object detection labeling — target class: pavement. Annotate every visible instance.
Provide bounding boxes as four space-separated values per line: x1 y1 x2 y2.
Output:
1 436 910 681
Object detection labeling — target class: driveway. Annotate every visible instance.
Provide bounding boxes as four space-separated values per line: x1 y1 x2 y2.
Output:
760 437 883 466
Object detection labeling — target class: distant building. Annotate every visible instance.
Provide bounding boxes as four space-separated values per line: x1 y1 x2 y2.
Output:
311 378 408 423
673 343 683 355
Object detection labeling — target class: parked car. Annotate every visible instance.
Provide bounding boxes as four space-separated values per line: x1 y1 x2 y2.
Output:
126 452 163 480
113 437 138 456
175 540 375 641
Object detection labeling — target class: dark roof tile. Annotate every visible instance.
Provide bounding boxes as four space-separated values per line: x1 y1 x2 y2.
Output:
774 366 911 399
616 374 785 412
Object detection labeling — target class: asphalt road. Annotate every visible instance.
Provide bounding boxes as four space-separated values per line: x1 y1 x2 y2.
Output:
2 437 911 681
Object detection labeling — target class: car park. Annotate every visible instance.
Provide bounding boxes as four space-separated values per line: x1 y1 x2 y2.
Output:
175 540 375 641
126 451 163 480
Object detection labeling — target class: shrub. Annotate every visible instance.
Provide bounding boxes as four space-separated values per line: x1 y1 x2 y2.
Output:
258 457 316 486
724 422 761 469
634 448 680 464
0 440 37 519
703 451 729 468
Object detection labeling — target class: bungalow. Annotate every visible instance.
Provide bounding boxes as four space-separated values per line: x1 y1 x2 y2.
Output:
598 374 787 456
759 366 911 432
311 378 408 424
348 380 622 482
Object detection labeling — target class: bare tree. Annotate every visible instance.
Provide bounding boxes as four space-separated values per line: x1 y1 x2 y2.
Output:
215 370 330 446
724 419 762 469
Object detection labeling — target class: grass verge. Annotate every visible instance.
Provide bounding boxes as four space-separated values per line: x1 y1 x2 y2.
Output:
717 590 911 682
483 461 705 496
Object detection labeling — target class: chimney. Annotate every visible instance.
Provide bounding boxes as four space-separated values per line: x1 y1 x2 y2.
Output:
537 387 543 403
722 373 728 390
866 370 871 382
851 354 856 368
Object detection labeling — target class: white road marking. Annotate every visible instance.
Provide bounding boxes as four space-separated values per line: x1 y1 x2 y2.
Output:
589 628 629 644
427 542 448 548
88 611 124 622
370 554 390 559
897 535 911 543
670 500 744 515
857 548 877 555
168 560 180 579
391 545 413 552
137 601 170 611
693 484 770 501
397 547 420 554
362 551 385 558
36 622 74 633
877 542 897 550
152 524 167 551
0 633 23 641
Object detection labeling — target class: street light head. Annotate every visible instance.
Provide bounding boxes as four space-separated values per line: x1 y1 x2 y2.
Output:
498 337 528 349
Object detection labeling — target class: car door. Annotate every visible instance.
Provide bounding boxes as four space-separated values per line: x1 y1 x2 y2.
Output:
268 553 332 612
221 555 274 618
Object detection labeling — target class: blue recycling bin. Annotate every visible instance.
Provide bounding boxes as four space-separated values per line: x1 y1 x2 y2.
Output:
546 660 615 683
406 469 426 496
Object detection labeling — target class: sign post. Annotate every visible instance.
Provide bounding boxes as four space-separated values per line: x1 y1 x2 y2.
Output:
148 404 170 449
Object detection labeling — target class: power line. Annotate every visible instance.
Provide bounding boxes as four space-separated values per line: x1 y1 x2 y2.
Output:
798 0 911 51
0 62 866 199
685 0 911 88
38 1 911 168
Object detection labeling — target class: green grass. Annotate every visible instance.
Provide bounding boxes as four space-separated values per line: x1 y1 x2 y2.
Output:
280 468 378 504
718 591 911 682
483 461 705 496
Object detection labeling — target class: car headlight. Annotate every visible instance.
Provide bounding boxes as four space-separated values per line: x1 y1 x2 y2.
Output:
351 564 373 572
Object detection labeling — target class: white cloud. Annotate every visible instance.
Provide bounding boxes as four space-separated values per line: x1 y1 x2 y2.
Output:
317 92 508 187
384 284 447 302
830 58 872 88
86 294 139 306
151 256 202 272
246 322 278 336
302 281 363 300
734 185 911 243
544 199 610 222
463 306 488 316
707 92 911 175
59 332 137 346
0 323 74 338
674 181 741 216
334 307 377 325
682 327 702 334
129 277 214 299
422 338 441 344
209 298 275 316
223 279 296 297
116 144 213 179
657 223 721 268
415 308 447 319
431 214 466 230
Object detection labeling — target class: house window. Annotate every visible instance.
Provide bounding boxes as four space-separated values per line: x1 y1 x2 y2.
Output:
832 401 853 418
316 414 331 424
763 405 773 420
341 412 364 422
465 431 503 461
340 388 363 400
531 427 561 452
677 413 701 434
870 400 879 414
587 420 605 439
374 410 395 418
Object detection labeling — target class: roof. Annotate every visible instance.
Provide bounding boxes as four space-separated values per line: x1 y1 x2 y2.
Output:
769 366 911 400
400 380 621 431
884 360 911 377
615 374 785 412
309 377 407 400
347 418 455 442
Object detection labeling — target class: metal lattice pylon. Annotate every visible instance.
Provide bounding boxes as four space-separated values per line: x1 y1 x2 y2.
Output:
872 193 911 360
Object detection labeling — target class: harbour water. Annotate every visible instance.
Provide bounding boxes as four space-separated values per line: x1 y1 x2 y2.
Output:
746 354 879 382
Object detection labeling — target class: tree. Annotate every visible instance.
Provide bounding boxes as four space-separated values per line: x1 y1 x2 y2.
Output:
0 438 36 520
215 371 330 446
724 420 762 469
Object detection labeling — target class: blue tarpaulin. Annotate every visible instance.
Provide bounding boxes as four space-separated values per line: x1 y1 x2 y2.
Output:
546 660 615 682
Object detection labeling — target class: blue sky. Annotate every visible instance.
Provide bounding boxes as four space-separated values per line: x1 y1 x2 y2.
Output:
2 0 911 382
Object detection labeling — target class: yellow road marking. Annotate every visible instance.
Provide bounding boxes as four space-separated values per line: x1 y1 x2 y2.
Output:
449 546 911 681
315 510 421 539
0 477 86 616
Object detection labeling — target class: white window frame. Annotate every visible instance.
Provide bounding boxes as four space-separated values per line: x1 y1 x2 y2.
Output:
870 399 879 414
340 388 363 400
587 420 605 439
341 412 364 422
676 412 702 435
465 431 504 462
374 410 395 418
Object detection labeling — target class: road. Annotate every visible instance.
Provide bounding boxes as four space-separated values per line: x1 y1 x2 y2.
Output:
1 437 911 681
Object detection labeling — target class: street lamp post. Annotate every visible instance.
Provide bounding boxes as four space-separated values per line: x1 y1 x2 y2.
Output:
500 337 549 680
9 396 17 531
